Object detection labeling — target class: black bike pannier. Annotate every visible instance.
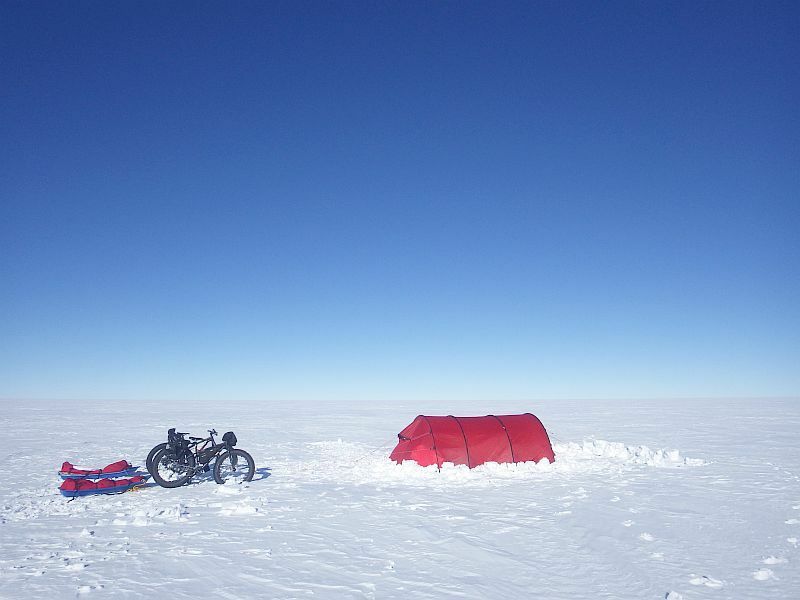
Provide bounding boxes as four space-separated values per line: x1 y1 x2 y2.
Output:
168 428 189 452
222 431 237 446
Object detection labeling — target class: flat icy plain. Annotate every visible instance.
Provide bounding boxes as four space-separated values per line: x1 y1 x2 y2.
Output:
1 398 798 599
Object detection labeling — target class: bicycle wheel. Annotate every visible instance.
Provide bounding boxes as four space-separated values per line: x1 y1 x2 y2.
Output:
213 449 255 484
151 448 196 488
146 442 167 475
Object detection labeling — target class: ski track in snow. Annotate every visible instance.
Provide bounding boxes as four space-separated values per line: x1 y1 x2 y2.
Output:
0 399 798 599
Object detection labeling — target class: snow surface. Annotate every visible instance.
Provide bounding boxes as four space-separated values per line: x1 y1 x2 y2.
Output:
1 398 798 599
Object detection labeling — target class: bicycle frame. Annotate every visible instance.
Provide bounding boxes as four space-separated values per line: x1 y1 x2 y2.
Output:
153 427 253 487
167 429 233 472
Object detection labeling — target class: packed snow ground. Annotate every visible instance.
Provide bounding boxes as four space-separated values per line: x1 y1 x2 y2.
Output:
1 399 798 599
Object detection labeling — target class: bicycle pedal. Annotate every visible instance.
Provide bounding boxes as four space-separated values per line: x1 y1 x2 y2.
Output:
203 464 210 472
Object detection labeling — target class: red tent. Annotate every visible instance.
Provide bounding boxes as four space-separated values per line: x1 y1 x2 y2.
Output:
389 413 555 468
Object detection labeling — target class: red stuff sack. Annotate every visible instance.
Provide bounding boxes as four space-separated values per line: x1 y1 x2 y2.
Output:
60 479 79 492
101 460 131 474
60 462 101 475
60 479 97 492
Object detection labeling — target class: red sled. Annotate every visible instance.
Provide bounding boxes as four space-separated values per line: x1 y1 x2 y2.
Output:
60 475 149 497
59 460 140 480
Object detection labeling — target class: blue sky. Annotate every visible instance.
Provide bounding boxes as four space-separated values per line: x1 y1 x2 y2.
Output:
1 1 798 402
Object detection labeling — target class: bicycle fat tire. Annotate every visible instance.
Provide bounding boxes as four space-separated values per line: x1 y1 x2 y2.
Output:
146 442 168 475
151 447 196 488
213 449 255 485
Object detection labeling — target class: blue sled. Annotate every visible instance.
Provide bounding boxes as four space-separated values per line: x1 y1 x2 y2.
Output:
60 476 150 498
59 467 142 480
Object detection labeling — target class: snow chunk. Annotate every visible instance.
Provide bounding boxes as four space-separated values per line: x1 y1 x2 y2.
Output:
300 437 705 488
558 439 706 467
753 568 776 581
689 575 723 588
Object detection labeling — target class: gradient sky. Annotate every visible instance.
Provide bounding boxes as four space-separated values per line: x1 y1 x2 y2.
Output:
1 1 798 402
